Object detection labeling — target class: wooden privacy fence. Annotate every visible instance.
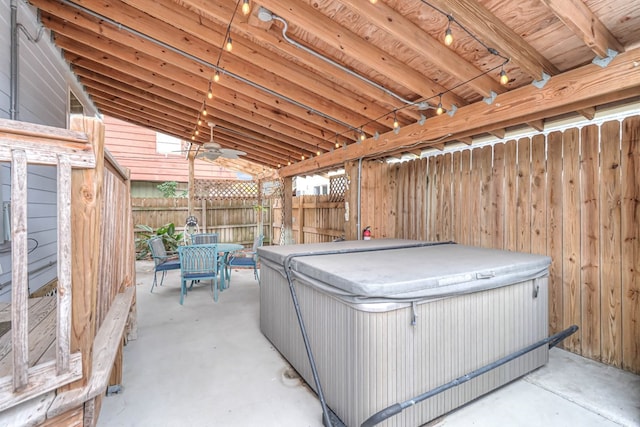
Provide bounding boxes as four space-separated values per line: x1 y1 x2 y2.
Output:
133 198 271 247
350 116 639 374
272 195 346 244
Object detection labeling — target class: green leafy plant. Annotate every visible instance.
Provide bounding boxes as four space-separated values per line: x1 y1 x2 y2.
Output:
135 222 184 260
157 181 179 198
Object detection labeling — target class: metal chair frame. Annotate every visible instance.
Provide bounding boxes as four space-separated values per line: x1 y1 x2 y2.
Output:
177 243 220 304
148 236 181 292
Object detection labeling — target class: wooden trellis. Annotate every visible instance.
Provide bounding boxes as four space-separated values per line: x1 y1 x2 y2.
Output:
194 179 259 200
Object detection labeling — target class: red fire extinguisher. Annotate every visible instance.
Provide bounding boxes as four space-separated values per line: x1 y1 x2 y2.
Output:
363 226 372 240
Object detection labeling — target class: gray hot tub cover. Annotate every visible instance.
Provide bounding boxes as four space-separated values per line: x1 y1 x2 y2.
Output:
258 240 551 303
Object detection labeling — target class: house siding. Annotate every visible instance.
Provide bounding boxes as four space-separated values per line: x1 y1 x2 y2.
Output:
0 1 93 301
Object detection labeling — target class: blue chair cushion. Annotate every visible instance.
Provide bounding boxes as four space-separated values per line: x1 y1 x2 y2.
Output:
156 258 181 272
228 257 255 267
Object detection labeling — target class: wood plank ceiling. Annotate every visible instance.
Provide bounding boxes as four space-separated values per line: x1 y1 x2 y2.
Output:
29 0 640 177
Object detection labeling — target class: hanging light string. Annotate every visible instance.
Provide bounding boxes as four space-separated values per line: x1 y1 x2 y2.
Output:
327 59 508 145
192 0 243 140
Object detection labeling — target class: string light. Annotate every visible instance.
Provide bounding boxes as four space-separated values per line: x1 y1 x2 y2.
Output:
207 82 213 99
213 71 220 82
444 15 454 46
197 118 202 126
359 129 366 141
393 111 399 129
500 66 509 85
242 0 251 16
202 105 208 116
226 36 233 52
316 145 321 156
369 0 377 4
301 154 305 160
195 129 199 136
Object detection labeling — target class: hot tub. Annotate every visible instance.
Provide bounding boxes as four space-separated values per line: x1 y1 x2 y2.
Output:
258 240 550 427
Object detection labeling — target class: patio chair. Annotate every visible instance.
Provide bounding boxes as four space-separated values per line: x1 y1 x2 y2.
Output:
148 236 181 293
191 233 219 244
177 243 220 304
226 235 264 284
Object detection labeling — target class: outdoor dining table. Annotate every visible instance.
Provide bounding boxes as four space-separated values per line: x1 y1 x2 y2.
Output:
216 243 244 290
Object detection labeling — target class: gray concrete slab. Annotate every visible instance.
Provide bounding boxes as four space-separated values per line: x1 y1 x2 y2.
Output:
98 261 639 427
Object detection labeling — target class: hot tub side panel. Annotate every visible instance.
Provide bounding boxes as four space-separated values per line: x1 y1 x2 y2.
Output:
260 266 549 427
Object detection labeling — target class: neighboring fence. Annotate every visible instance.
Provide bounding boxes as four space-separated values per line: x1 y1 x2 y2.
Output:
133 197 271 247
272 195 346 244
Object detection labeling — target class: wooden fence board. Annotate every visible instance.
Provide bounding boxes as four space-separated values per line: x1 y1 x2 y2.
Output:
491 143 505 249
580 125 601 360
530 135 547 256
621 116 640 373
503 140 518 251
517 138 532 253
547 132 564 336
562 128 582 352
470 147 483 247
442 153 452 241
460 150 471 246
452 151 462 243
599 120 622 367
479 145 493 248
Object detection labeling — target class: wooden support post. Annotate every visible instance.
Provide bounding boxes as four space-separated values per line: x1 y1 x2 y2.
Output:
188 152 195 216
282 177 293 244
296 196 304 245
65 117 105 389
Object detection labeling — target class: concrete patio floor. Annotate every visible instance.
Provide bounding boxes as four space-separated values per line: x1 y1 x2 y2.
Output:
97 261 640 427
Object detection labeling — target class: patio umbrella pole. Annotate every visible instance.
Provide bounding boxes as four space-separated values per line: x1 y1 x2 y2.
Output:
360 324 579 427
282 241 453 427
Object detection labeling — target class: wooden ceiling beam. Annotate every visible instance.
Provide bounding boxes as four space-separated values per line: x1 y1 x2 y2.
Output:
72 64 351 147
539 0 624 57
35 0 390 133
280 47 640 176
257 0 466 109
176 0 423 122
427 0 560 80
89 85 314 161
99 104 283 167
337 0 504 99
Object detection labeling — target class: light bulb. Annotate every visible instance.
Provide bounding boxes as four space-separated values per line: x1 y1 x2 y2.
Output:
444 28 453 46
277 164 281 168
191 135 195 140
213 71 220 82
195 129 199 136
360 132 366 141
197 119 202 126
335 141 340 148
287 160 291 166
316 145 321 156
202 107 207 116
301 154 305 160
436 103 444 115
370 0 377 3
393 113 399 129
242 0 250 15
207 86 213 99
500 70 509 85
226 37 233 52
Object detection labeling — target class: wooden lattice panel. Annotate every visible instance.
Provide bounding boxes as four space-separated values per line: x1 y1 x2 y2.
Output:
195 179 258 200
329 174 347 202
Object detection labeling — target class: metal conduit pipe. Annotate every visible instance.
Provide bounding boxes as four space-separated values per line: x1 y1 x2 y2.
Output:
10 0 18 120
259 9 429 109
356 157 362 239
57 0 355 133
282 241 454 427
